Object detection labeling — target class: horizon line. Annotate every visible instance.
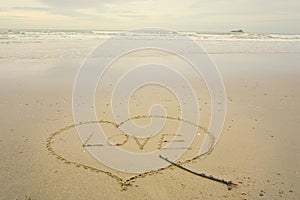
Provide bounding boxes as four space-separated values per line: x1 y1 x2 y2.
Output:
0 28 299 35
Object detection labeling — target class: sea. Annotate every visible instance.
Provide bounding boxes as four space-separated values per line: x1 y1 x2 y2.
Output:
1 29 300 41
0 29 299 59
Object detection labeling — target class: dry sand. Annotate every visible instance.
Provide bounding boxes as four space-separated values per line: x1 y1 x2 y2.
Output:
0 39 299 200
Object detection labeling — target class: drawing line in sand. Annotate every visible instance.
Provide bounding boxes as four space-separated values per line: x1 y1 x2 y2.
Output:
159 155 238 190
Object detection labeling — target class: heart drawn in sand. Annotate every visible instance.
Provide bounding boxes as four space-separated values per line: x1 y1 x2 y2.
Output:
46 115 214 190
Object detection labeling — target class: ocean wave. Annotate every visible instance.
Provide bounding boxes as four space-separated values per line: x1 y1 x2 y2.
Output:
0 29 299 42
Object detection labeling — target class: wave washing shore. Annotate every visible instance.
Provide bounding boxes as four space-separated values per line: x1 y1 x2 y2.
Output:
1 29 300 41
0 29 300 60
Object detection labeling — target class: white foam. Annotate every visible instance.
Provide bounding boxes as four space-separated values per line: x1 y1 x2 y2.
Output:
1 29 300 42
0 30 299 59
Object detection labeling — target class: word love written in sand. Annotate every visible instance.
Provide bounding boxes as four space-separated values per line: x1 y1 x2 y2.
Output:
82 115 209 151
84 132 186 151
46 115 214 190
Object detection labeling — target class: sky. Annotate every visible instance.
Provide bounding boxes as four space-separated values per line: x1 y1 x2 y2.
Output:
0 0 299 33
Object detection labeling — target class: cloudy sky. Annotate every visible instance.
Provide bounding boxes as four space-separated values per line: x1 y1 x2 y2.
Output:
0 0 299 33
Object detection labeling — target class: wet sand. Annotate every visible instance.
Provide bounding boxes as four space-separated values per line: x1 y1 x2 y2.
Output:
0 40 299 199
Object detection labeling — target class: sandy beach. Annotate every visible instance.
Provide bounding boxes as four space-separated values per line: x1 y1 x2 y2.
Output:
0 32 299 200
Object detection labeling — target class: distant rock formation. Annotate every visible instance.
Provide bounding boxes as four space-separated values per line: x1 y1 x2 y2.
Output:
230 29 244 33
